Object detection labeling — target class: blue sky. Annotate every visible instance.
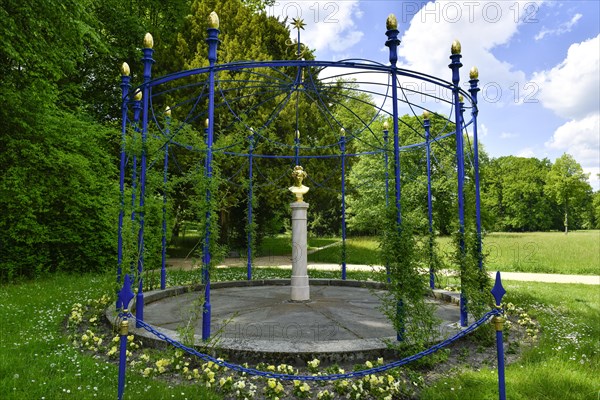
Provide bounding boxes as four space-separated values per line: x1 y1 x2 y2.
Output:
267 1 600 190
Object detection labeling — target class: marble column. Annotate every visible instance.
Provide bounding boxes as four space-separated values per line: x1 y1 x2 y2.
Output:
290 201 310 301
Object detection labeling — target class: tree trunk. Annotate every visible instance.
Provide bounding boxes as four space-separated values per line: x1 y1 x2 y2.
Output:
564 201 569 235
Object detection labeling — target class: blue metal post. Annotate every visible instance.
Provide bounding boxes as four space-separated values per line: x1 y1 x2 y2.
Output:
424 114 434 289
130 92 142 276
383 122 390 208
385 15 404 341
247 130 254 280
385 19 402 228
340 128 347 280
448 41 467 327
469 68 483 271
117 64 130 298
383 122 390 283
136 33 154 327
161 108 171 290
202 119 209 286
203 14 220 341
295 130 300 166
491 271 507 400
117 274 134 400
396 299 405 341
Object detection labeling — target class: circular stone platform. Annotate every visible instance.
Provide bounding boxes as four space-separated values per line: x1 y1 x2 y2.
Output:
118 280 462 365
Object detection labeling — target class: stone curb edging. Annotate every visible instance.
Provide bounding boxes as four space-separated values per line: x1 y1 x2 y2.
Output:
105 280 464 365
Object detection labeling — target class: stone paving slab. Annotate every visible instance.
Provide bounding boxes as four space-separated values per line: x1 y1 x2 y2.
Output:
134 280 463 365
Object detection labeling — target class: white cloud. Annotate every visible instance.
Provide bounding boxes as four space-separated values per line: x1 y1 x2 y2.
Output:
534 13 582 41
517 148 536 158
269 1 364 56
532 34 600 120
396 1 544 106
500 132 518 139
480 123 489 137
583 167 600 191
546 113 600 168
533 34 600 191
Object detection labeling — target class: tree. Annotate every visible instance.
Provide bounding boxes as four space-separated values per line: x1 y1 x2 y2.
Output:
0 0 121 279
482 156 554 231
347 113 459 235
0 110 118 279
593 190 600 229
545 154 592 234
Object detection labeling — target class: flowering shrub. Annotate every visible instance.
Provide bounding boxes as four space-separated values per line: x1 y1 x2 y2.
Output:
292 380 311 398
505 302 539 340
306 358 320 373
263 377 285 399
67 303 84 327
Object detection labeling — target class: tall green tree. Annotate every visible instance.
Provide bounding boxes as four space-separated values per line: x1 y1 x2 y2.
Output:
165 0 369 247
482 156 554 231
0 0 120 279
0 110 118 279
593 190 600 229
545 153 592 234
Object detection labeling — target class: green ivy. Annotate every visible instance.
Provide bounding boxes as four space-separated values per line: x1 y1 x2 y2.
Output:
379 206 438 353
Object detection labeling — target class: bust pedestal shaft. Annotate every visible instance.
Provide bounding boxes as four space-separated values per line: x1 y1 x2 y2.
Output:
290 201 310 301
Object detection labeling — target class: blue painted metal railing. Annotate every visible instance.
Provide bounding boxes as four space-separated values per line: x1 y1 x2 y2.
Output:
116 271 507 398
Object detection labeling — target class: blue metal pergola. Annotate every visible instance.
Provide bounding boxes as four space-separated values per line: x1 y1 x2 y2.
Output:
116 13 484 343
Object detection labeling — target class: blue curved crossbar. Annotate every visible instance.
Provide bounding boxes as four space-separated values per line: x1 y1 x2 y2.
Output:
125 309 500 381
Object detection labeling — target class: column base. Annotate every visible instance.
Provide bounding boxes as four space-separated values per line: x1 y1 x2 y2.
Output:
290 274 310 301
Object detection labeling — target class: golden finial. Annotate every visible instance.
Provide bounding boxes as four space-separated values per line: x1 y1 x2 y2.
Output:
470 66 479 80
423 111 430 120
340 127 346 136
451 39 461 55
121 62 130 76
386 14 398 30
383 121 389 130
134 89 142 101
204 118 209 129
143 33 154 49
459 94 464 103
208 11 219 29
292 18 306 30
165 106 172 117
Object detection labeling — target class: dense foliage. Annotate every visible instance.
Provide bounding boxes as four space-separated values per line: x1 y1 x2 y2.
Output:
482 154 594 232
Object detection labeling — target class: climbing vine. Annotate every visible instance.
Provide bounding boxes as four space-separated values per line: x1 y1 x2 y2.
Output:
379 206 438 353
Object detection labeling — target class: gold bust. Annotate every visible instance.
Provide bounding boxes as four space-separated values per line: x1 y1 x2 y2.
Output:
289 165 309 202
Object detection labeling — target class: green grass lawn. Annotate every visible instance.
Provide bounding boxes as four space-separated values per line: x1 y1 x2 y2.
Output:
305 231 600 275
258 235 339 257
481 231 599 275
308 236 381 265
0 273 220 400
2 270 598 399
421 280 600 400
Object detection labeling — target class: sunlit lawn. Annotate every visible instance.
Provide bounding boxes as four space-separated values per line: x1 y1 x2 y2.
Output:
1 270 598 399
4 230 597 398
0 273 220 400
304 231 600 275
421 281 600 400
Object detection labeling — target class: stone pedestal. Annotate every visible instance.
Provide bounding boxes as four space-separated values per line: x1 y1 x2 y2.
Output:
290 201 310 301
